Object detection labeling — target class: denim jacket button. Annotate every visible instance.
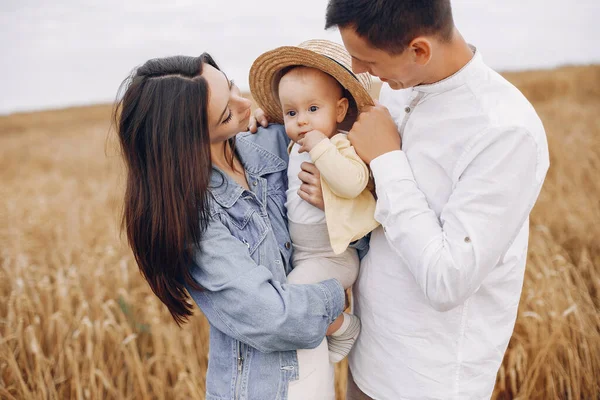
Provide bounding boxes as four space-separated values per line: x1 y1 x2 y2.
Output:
285 242 291 250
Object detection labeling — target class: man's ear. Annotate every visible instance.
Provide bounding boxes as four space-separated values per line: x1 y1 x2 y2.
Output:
336 97 350 123
409 37 432 66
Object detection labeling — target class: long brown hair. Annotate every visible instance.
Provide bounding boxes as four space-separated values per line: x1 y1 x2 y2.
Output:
113 54 220 325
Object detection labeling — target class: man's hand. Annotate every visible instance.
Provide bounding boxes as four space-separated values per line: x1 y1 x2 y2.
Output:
298 162 324 210
347 100 401 164
298 130 328 154
248 108 269 133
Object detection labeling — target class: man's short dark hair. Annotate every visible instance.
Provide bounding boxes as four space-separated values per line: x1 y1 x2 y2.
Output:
325 0 455 55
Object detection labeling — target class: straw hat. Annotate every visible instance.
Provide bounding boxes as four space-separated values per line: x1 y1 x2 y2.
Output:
249 39 373 127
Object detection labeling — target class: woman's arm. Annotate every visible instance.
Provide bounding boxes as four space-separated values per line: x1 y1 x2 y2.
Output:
187 216 345 353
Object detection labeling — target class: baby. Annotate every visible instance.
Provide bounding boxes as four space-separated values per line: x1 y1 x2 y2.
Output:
250 40 378 385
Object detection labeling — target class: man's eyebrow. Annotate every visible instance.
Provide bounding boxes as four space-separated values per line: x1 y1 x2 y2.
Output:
352 55 372 64
216 71 232 126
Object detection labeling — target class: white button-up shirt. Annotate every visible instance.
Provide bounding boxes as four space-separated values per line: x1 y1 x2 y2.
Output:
349 48 549 399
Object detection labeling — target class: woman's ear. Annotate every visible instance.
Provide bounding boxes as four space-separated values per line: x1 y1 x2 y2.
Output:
336 97 350 123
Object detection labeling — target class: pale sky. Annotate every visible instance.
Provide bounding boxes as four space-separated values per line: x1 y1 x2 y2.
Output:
1 0 599 114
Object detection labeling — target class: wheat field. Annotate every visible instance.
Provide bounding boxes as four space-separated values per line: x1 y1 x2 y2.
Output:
1 65 599 399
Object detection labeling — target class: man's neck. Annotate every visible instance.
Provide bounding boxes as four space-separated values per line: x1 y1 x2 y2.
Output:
424 29 474 85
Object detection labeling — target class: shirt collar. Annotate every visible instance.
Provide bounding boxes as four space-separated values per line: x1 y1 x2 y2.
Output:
413 45 482 94
209 134 287 208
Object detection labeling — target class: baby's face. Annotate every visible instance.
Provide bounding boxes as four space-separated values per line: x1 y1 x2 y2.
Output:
278 67 348 143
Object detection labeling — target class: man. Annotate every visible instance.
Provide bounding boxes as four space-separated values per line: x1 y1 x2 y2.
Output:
324 1 550 399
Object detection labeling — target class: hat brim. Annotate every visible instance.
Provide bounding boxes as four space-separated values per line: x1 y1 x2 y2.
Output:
249 46 374 126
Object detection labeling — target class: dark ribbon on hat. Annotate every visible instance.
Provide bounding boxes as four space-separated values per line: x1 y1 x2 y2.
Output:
325 56 361 83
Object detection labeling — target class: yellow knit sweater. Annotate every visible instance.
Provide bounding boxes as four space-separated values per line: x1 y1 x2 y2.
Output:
307 133 380 254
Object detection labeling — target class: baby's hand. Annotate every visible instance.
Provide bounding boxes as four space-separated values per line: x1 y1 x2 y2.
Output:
248 108 269 133
298 130 328 153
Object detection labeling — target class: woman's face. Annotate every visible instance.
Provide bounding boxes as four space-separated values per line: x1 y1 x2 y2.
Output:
203 64 252 143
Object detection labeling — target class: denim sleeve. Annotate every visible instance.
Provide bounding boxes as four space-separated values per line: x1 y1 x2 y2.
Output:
349 233 371 261
187 217 345 353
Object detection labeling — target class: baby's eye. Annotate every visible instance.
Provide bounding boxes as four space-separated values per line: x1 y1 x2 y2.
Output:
309 106 318 112
286 110 297 117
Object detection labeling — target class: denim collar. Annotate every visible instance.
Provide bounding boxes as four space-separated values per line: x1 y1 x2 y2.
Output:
210 134 287 208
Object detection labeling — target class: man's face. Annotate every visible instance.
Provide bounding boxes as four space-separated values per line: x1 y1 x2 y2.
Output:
339 26 425 90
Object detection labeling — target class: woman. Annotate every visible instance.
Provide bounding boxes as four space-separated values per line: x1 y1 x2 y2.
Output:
114 54 348 400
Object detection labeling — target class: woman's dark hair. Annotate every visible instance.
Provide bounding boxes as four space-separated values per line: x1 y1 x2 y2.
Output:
113 53 222 325
325 0 455 55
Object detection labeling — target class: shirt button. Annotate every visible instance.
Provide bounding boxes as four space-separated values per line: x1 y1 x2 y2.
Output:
285 242 291 249
464 237 471 243
252 181 258 186
404 106 411 113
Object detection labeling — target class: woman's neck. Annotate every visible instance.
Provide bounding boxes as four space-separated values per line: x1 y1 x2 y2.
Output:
211 141 233 171
211 140 249 190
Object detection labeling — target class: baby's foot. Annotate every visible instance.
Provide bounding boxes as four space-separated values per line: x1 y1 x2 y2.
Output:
328 312 361 363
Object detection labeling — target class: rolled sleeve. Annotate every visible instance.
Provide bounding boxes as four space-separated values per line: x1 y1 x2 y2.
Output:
310 134 370 199
370 150 415 185
318 278 346 319
309 138 332 161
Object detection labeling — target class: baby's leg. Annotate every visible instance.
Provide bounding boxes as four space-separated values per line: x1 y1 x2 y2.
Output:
329 312 361 363
287 221 361 362
287 252 361 363
288 247 359 288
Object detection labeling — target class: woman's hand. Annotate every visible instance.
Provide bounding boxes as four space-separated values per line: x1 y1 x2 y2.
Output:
297 162 324 210
248 108 269 133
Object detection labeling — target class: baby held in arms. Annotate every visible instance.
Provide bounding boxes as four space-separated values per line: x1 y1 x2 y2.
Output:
250 40 379 363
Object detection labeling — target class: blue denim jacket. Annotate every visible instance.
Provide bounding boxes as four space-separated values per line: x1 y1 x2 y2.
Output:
186 124 346 400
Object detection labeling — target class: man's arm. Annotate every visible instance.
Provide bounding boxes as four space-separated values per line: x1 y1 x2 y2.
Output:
370 127 548 311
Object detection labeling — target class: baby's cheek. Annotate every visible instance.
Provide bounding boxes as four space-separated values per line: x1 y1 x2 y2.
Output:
322 119 338 138
284 125 298 142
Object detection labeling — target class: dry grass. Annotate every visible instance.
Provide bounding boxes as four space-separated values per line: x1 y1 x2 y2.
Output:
1 65 599 399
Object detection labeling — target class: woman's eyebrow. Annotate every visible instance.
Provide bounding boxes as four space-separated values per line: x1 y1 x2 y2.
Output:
216 71 232 125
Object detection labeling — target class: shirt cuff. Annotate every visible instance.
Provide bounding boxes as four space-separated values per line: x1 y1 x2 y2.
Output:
309 138 333 162
318 278 346 322
370 150 415 187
